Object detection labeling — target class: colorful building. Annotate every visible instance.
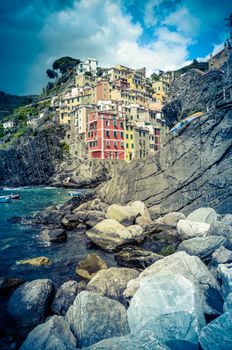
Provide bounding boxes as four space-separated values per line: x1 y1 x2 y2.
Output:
86 110 125 160
208 48 230 71
76 58 98 76
92 79 111 104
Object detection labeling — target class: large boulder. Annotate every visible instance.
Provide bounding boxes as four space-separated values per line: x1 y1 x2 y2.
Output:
128 273 205 349
8 279 54 328
75 254 107 280
199 311 232 350
86 267 139 305
66 291 129 348
157 212 186 227
211 246 232 265
52 281 78 316
125 251 222 315
177 220 210 240
20 315 77 350
86 219 144 252
187 207 217 224
43 229 67 243
106 204 138 226
177 236 226 261
83 332 170 350
115 246 163 269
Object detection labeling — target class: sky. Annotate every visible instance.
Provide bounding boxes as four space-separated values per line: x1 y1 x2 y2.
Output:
0 0 231 95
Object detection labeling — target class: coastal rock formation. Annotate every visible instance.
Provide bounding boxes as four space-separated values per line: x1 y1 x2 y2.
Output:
86 219 145 252
75 253 108 280
86 267 139 304
20 315 77 350
199 311 232 350
186 207 218 224
98 67 232 216
83 332 170 350
0 123 66 186
8 279 54 328
125 251 222 315
115 246 164 269
177 220 210 240
177 236 227 261
128 273 205 349
66 291 129 348
52 281 79 316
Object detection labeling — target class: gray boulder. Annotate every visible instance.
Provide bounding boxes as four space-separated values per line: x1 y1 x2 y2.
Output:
52 281 78 316
187 207 217 224
157 212 186 227
199 311 232 350
8 279 54 328
128 273 205 349
86 219 144 252
66 291 129 348
20 315 77 350
207 221 232 238
43 229 67 243
177 236 226 261
86 267 139 305
83 332 170 349
125 251 222 315
130 201 152 228
177 219 210 240
115 246 163 269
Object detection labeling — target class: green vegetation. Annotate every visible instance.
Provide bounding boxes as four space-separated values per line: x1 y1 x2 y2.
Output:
52 57 80 74
62 142 70 153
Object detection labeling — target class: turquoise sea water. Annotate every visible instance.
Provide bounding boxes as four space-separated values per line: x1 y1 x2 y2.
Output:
0 187 116 287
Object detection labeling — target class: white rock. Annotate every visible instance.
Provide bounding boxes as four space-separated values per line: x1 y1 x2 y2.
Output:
177 219 210 239
106 204 138 226
158 212 186 227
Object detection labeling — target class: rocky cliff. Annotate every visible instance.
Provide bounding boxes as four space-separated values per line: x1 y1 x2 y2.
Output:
98 65 232 215
0 122 66 186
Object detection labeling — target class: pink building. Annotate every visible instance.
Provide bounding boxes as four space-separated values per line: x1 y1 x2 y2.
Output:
86 111 125 160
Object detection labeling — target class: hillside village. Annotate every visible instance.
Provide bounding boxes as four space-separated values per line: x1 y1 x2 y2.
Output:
0 46 229 163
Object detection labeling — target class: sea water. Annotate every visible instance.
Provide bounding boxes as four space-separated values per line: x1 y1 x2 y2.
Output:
0 186 116 287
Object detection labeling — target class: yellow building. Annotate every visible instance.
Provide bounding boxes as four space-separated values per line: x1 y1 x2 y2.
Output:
126 72 146 91
59 93 92 124
125 122 135 162
111 89 150 108
75 74 95 87
152 81 168 105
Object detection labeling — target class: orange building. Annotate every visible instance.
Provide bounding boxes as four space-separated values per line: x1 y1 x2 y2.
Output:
92 79 111 103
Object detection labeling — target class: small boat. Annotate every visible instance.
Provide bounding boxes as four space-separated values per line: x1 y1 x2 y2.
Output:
0 196 11 203
69 191 82 197
10 193 20 199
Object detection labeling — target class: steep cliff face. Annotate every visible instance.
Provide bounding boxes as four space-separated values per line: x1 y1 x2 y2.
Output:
163 68 224 128
0 123 66 186
98 64 232 215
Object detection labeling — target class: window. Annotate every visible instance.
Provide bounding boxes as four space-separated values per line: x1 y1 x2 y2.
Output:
113 121 117 128
126 143 129 148
132 143 134 149
126 134 129 139
114 142 117 148
120 132 124 138
130 134 133 139
106 130 110 137
114 131 117 138
120 122 123 128
115 151 118 159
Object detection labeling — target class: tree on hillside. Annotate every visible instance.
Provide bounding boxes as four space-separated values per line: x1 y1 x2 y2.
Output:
46 69 58 79
52 57 80 74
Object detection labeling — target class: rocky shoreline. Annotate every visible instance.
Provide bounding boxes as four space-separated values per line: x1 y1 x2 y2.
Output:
1 193 232 349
